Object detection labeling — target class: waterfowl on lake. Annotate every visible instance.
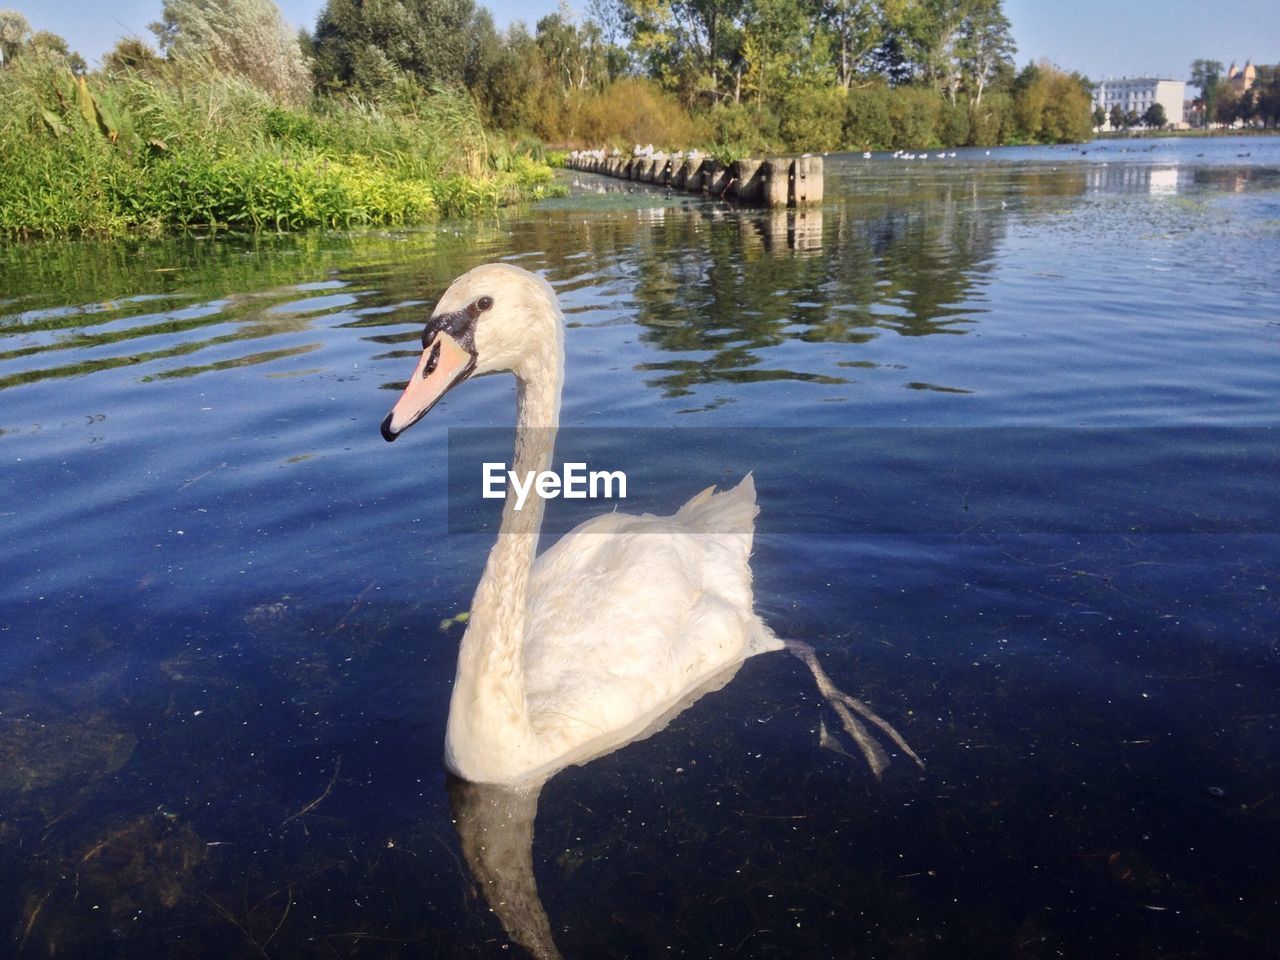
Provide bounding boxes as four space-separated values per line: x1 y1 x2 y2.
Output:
381 262 923 788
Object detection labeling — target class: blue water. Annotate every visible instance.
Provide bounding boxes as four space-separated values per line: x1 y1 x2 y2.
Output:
1 136 1277 958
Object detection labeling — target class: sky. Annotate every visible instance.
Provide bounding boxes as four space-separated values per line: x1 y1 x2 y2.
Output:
9 0 1279 82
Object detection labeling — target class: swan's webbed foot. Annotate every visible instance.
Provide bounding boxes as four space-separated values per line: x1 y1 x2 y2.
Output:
785 640 925 780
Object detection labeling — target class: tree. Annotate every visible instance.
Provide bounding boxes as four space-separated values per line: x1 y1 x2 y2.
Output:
312 0 491 97
1189 58 1222 127
954 0 1015 110
585 0 634 80
1212 80 1240 125
0 8 31 66
1109 103 1125 129
740 0 832 102
1092 104 1105 128
104 37 165 75
152 0 311 102
1141 102 1166 128
536 9 608 93
818 0 895 91
0 15 87 73
28 30 88 73
1250 64 1280 127
622 0 747 104
1012 61 1091 142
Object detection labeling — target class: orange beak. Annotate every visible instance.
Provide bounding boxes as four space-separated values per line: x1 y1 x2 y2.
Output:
380 332 474 441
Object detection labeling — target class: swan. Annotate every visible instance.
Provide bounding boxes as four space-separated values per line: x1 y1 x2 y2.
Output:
381 262 923 788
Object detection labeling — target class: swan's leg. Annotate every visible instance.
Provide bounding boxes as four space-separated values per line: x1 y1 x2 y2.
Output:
785 640 925 779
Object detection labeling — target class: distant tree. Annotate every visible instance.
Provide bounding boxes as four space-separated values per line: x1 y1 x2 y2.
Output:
0 8 31 66
954 0 1016 109
103 37 165 75
1189 58 1222 127
1212 80 1240 125
1142 102 1166 128
1010 61 1090 142
1124 108 1139 127
1091 104 1104 127
151 0 311 103
1251 64 1280 127
0 16 87 73
312 0 494 97
818 0 896 92
621 0 751 105
1108 103 1125 129
28 30 88 73
536 11 608 93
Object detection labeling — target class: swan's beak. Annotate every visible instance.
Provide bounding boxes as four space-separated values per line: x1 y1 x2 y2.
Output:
381 332 474 441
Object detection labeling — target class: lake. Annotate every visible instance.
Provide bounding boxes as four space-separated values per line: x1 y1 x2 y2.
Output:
1 135 1277 958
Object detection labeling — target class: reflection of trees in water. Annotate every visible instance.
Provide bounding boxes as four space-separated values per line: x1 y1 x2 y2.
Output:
515 175 1016 398
0 230 503 392
0 165 1100 397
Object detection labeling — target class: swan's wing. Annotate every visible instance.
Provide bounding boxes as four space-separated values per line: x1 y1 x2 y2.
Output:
675 473 758 538
521 478 768 748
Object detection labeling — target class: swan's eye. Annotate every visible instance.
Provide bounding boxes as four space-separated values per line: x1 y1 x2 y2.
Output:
423 339 441 377
476 296 494 312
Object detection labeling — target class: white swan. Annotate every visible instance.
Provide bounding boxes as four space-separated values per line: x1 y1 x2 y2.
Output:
381 263 923 788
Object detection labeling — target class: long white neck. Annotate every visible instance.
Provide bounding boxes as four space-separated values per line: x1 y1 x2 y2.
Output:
445 321 564 784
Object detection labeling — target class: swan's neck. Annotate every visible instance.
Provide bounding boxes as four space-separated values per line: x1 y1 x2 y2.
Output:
446 327 563 783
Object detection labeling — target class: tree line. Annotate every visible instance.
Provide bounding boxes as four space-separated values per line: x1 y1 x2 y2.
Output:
13 0 1093 153
3 0 1100 187
303 0 1095 148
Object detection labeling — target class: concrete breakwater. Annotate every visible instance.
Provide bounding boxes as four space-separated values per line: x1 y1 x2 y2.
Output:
565 150 823 207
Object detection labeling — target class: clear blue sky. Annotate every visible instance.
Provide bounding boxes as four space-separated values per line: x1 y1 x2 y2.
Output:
9 0 1278 81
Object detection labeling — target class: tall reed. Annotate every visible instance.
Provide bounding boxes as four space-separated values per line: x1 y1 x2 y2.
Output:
0 52 556 238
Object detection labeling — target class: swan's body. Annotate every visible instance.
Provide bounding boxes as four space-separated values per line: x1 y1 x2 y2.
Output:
515 478 781 780
382 263 920 789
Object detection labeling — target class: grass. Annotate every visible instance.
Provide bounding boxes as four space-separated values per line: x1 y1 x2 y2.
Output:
0 55 560 238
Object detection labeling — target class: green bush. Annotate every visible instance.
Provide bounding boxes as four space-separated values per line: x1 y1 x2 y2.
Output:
940 100 970 147
967 91 1014 146
566 79 703 149
844 85 893 149
704 100 779 154
0 55 555 237
887 86 942 149
778 87 845 152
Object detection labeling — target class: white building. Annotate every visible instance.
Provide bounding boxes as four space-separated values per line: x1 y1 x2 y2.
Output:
1092 78 1187 128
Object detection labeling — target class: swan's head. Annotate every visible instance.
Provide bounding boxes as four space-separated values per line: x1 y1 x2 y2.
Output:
380 263 562 441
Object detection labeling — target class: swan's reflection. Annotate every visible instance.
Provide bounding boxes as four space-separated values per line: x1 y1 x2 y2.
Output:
449 777 560 960
448 662 747 960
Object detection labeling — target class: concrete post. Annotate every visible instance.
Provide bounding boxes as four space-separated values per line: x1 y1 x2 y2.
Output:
794 155 824 205
704 160 730 197
670 159 686 188
765 157 791 208
652 154 669 186
685 159 706 193
733 158 766 203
